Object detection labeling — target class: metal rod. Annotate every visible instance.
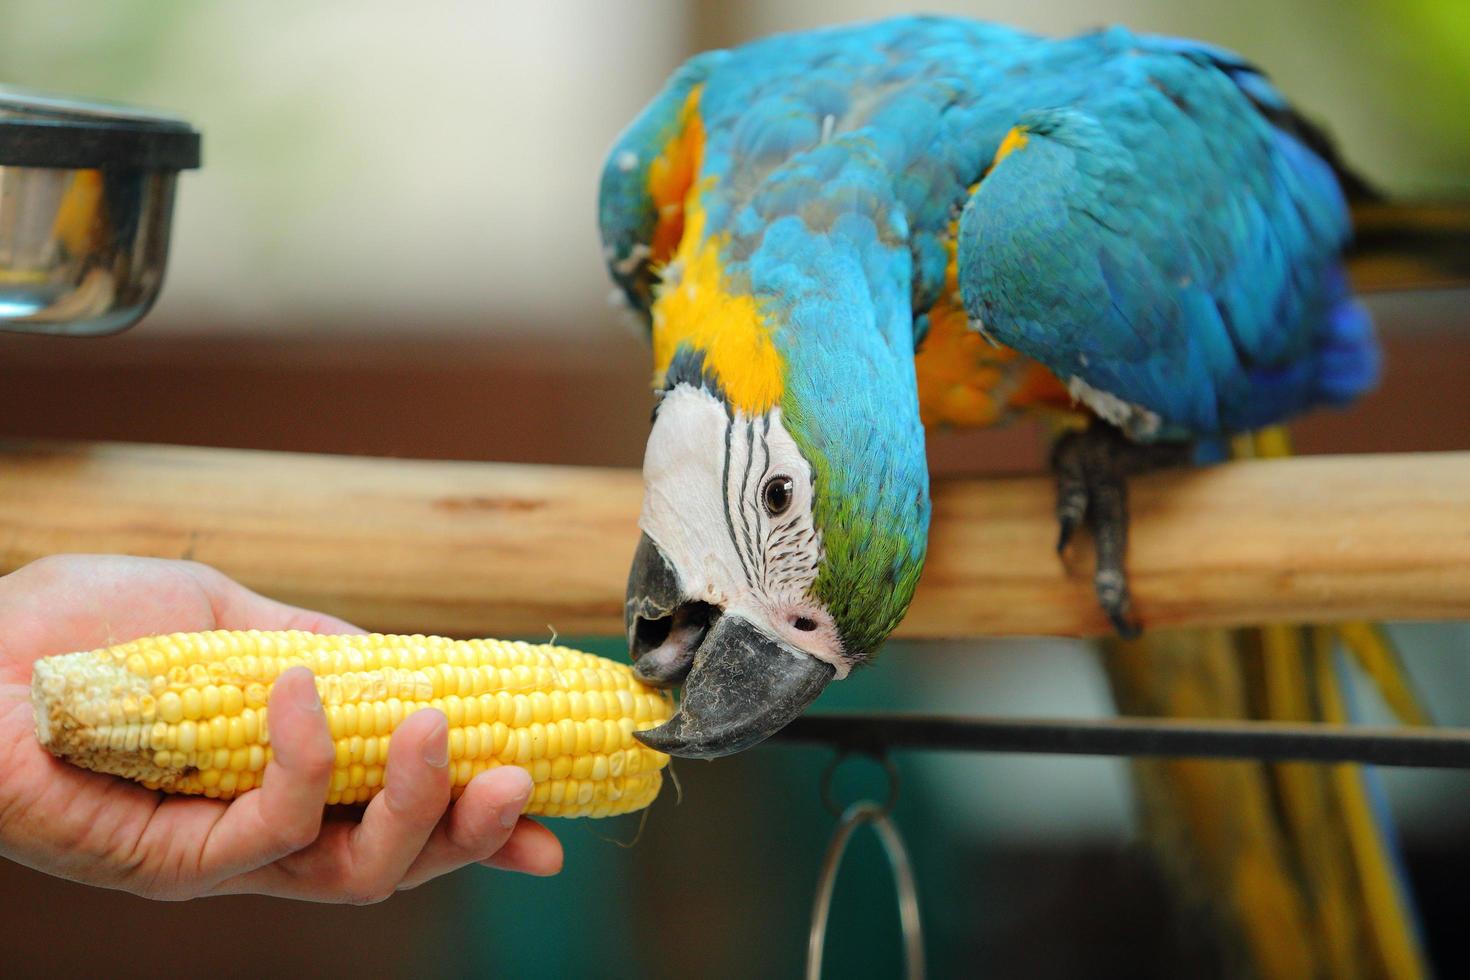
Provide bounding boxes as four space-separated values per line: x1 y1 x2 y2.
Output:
807 803 926 980
769 713 1470 768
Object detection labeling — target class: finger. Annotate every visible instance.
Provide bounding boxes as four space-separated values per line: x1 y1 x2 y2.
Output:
177 561 366 634
331 708 452 903
395 765 534 890
195 667 335 882
482 817 564 877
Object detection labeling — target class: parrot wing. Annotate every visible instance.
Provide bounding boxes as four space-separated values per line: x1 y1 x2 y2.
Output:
598 59 716 330
955 40 1376 438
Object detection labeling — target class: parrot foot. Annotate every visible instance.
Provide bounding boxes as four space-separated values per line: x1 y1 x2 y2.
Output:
1050 421 1191 638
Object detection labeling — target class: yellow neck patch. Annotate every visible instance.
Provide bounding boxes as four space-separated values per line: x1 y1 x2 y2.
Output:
914 182 1071 428
646 87 706 268
651 191 785 415
992 125 1029 167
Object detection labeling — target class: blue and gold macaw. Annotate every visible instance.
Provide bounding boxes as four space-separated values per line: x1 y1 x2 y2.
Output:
601 17 1426 977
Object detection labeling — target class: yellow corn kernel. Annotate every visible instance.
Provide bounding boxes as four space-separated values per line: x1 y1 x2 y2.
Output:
32 630 673 819
158 692 183 724
195 717 214 753
219 684 244 717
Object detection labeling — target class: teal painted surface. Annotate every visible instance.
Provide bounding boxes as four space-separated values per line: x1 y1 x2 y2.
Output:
451 636 960 979
423 627 1470 977
442 635 1134 977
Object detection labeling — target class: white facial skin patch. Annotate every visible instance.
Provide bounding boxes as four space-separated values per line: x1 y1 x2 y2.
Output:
639 384 848 676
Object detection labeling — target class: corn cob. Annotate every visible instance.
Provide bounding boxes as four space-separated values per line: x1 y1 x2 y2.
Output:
32 630 673 819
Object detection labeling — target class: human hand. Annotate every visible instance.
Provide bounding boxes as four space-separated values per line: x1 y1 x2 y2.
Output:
0 554 562 901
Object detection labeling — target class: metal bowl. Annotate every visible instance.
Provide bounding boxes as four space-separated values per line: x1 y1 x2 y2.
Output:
0 87 200 336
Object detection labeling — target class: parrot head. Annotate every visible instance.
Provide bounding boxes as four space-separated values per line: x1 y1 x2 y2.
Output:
626 326 930 759
609 97 933 758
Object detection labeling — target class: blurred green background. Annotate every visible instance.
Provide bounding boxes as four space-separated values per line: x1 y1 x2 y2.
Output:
0 2 1467 977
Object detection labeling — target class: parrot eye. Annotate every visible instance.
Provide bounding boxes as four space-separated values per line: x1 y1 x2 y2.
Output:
762 475 794 516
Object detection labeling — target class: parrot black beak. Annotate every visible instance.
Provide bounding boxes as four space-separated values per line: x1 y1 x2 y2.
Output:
625 532 834 758
625 533 715 687
633 613 835 759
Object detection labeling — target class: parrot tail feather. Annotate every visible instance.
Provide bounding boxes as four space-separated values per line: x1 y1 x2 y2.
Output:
1102 425 1429 978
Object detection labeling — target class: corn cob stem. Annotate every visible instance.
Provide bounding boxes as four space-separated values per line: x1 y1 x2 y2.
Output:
32 631 673 819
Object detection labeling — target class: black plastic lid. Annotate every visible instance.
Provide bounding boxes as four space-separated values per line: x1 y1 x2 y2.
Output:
0 86 200 170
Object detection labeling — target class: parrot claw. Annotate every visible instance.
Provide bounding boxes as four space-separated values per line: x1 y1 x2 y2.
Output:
1108 611 1142 640
1055 514 1080 554
1099 570 1142 639
1050 421 1191 637
1054 452 1089 555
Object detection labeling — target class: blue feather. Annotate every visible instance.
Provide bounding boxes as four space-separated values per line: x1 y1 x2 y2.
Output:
596 13 1378 641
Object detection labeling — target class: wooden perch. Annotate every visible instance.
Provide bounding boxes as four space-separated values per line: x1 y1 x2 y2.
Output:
0 440 1466 639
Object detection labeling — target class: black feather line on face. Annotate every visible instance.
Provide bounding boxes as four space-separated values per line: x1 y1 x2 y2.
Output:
738 420 760 585
722 413 755 589
758 415 771 582
662 347 731 403
666 346 769 588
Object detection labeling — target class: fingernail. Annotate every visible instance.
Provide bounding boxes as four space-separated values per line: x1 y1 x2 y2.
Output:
498 769 534 829
421 716 449 768
292 671 323 713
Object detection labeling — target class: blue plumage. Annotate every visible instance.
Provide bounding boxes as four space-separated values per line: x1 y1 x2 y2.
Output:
956 34 1371 435
600 16 1377 440
601 28 1422 969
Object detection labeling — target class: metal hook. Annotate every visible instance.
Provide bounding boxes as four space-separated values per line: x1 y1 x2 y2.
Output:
819 749 901 818
807 753 924 980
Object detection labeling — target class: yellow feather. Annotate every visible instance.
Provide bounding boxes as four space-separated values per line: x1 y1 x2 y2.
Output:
1102 425 1428 978
1337 622 1432 727
992 125 1030 167
650 197 785 414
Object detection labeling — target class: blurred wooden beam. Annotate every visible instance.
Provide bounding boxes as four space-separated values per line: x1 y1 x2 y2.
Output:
1348 201 1470 292
1 320 1465 473
0 440 1466 639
